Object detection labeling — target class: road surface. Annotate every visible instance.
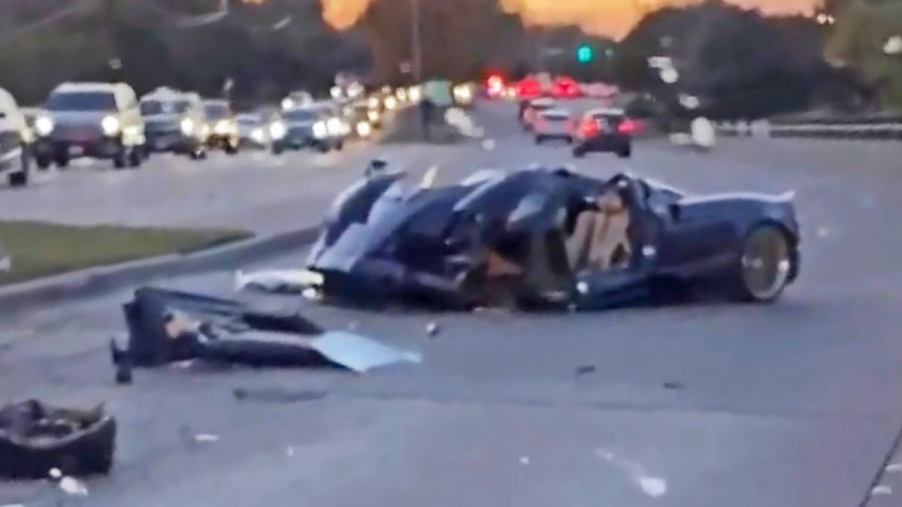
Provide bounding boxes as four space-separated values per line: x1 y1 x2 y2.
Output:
2 101 902 507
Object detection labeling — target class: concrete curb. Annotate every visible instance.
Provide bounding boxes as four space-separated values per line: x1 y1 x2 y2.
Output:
0 226 320 318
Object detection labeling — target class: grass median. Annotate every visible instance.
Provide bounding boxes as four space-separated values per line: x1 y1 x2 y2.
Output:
0 220 252 286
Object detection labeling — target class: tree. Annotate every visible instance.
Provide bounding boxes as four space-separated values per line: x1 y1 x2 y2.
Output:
825 0 902 110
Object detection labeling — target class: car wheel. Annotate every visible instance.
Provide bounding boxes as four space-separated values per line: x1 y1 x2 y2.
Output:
572 146 585 158
271 144 283 156
55 153 70 169
35 153 51 170
534 136 544 145
113 148 127 169
565 136 573 145
617 145 632 158
8 151 29 187
129 146 142 168
335 141 344 151
225 141 239 155
317 144 329 153
733 225 793 303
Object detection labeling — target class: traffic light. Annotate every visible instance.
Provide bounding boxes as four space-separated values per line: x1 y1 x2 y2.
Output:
576 45 594 64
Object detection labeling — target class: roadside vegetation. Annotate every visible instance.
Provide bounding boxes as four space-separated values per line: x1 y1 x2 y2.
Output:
0 221 250 286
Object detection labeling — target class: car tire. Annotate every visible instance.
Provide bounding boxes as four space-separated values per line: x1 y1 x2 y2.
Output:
36 153 51 170
565 136 573 145
113 148 127 169
8 149 30 187
271 144 283 156
731 225 793 303
129 146 142 168
534 136 544 145
572 146 586 158
335 141 344 151
55 153 70 169
225 141 239 155
617 145 632 158
317 144 329 153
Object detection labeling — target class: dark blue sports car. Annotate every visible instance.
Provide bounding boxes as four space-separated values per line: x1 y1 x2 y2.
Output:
305 161 800 310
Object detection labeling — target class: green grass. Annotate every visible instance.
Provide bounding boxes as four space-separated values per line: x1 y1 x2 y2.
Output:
0 221 252 286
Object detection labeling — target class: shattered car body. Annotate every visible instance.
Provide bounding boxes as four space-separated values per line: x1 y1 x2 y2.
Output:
305 164 801 310
110 287 420 373
0 400 116 479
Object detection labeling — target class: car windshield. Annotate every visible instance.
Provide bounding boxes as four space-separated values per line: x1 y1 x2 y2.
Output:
47 91 116 112
141 100 188 116
204 103 230 119
282 109 319 121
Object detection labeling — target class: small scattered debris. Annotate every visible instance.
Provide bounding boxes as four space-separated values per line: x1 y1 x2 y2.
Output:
662 381 684 390
885 462 902 473
519 456 530 466
638 476 668 498
58 476 89 496
425 321 440 337
575 365 597 377
871 485 893 496
232 387 327 404
194 433 220 443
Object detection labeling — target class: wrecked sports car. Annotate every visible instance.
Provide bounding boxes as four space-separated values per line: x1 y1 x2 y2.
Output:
304 162 800 310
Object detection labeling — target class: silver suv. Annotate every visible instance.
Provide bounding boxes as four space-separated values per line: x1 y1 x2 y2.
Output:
0 87 32 187
33 82 146 169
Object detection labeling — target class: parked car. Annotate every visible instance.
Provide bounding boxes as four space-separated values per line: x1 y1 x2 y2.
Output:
533 108 574 144
237 113 278 151
203 100 239 154
140 88 208 159
0 87 32 186
33 82 146 169
572 108 635 158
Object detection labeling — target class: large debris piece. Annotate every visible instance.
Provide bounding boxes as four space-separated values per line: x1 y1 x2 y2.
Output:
0 400 116 479
111 287 420 374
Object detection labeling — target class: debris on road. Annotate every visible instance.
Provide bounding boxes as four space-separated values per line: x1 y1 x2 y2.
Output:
110 287 421 375
0 400 115 479
594 447 668 498
235 269 323 294
871 484 893 496
575 365 597 376
232 387 327 403
58 475 89 496
518 456 530 466
662 381 684 390
425 321 440 337
194 433 220 443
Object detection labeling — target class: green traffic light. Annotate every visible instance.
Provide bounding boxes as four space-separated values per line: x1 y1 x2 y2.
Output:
577 45 594 64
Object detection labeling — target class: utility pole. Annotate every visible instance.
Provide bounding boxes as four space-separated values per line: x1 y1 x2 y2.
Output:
410 0 422 83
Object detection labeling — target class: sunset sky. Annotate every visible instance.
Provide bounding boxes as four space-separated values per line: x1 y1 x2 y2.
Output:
320 0 821 39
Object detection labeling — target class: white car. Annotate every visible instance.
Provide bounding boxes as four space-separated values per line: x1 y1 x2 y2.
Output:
533 109 574 144
0 87 33 186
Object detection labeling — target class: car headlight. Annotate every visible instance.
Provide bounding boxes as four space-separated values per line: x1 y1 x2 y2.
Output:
384 96 397 110
100 115 120 136
313 121 328 139
408 86 423 103
180 118 194 135
281 98 294 110
251 127 265 143
367 110 380 123
356 121 372 138
269 121 286 140
368 97 380 109
326 117 343 136
34 116 54 136
214 120 231 135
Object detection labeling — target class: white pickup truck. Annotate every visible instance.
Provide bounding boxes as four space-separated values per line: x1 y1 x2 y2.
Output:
0 87 32 187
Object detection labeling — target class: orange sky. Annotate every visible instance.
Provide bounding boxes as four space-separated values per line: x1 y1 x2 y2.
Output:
320 0 820 39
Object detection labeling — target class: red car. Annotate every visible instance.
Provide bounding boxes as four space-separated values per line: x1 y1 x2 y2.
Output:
552 77 581 99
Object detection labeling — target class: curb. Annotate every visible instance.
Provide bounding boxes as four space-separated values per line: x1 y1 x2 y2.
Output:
0 226 320 318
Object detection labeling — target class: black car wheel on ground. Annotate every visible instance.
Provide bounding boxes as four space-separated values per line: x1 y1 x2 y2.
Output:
271 143 283 155
225 141 239 155
317 143 330 153
129 146 142 168
734 225 793 303
113 147 127 169
617 145 632 158
336 141 344 151
55 152 70 169
35 153 51 170
535 135 544 145
7 149 30 187
572 146 586 158
565 136 573 145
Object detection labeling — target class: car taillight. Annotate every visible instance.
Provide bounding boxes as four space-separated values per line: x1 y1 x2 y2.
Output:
580 119 599 137
618 119 637 135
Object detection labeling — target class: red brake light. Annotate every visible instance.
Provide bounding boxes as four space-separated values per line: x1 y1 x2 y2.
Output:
618 119 637 134
580 119 599 137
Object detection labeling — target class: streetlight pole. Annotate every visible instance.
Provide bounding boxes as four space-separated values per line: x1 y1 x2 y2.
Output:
411 0 422 83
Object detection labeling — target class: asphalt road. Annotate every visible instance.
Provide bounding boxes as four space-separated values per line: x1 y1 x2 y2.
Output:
2 100 902 507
